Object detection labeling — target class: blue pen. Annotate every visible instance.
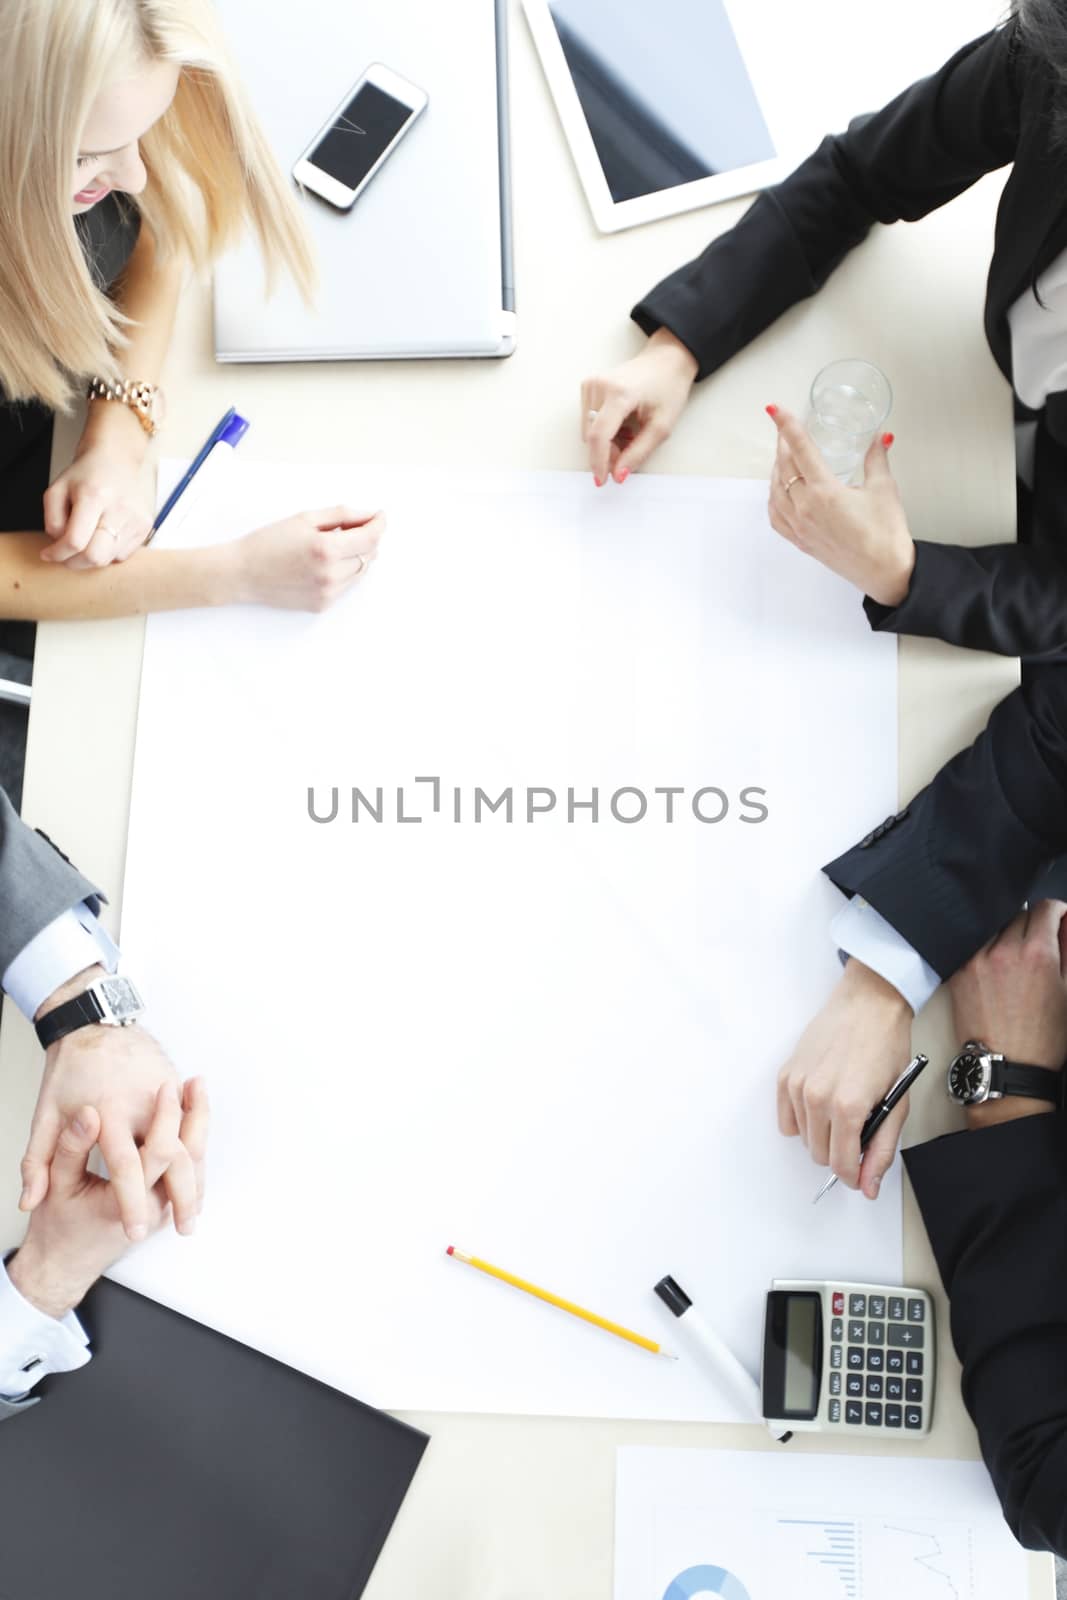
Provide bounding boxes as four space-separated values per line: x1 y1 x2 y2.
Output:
147 406 249 543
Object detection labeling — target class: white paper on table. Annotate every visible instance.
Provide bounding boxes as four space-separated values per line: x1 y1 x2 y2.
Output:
114 460 900 1420
614 1447 1028 1600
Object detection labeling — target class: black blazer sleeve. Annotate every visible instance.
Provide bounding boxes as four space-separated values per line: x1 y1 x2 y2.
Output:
863 539 1067 660
0 788 103 975
824 667 1067 978
904 1117 1067 1557
631 24 1022 380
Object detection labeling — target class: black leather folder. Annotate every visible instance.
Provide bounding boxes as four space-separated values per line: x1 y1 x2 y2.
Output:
0 1278 428 1599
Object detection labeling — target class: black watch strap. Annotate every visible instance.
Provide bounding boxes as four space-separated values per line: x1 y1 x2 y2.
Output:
35 989 106 1050
991 1058 1065 1107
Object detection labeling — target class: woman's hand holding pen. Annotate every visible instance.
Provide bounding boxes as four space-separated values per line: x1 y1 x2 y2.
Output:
766 407 916 608
42 439 154 570
581 328 698 486
777 958 913 1198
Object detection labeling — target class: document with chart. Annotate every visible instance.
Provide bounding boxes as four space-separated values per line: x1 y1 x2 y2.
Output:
614 1447 1026 1600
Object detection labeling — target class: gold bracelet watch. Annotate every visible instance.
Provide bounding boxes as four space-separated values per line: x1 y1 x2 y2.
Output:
86 376 166 438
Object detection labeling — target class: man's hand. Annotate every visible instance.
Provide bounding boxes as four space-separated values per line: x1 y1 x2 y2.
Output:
8 1080 208 1320
949 900 1067 1127
777 958 914 1198
24 966 189 1241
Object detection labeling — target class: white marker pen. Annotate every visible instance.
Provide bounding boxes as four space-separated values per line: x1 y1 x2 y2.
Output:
654 1274 792 1444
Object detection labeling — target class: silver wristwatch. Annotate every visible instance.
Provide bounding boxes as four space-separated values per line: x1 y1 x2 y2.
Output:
34 977 145 1050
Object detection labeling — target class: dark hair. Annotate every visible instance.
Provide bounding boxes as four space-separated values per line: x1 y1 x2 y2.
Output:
1015 0 1067 136
1011 3 1067 300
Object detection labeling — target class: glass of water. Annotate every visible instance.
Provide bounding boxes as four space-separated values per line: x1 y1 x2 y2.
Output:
807 359 892 484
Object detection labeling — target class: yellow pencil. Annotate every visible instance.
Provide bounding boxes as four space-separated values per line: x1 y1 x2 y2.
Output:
446 1246 676 1358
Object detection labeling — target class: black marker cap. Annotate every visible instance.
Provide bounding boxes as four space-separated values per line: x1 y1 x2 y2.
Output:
654 1275 692 1318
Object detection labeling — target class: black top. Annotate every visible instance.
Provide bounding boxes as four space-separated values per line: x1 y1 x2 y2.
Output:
73 190 142 295
633 20 1067 662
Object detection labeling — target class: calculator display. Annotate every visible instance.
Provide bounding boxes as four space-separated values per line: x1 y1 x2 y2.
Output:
761 1290 822 1421
784 1296 819 1414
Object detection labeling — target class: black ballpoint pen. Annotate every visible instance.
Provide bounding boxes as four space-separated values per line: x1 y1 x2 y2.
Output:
813 1053 930 1203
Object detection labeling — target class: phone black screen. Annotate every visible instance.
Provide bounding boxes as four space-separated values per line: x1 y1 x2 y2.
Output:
310 80 414 190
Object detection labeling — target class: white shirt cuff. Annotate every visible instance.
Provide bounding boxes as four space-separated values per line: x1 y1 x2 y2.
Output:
2 903 121 1021
0 1258 90 1399
832 895 942 1015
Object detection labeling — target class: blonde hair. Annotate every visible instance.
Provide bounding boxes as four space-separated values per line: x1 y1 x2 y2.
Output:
0 0 315 410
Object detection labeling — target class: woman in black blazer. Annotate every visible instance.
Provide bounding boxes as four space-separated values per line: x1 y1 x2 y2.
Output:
581 5 1067 1197
583 5 1067 660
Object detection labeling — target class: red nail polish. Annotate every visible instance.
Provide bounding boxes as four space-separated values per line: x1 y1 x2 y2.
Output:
765 404 779 417
882 432 895 448
616 468 630 485
594 476 604 488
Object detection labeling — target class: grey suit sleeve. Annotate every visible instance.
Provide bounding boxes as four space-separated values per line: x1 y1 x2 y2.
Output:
0 788 104 976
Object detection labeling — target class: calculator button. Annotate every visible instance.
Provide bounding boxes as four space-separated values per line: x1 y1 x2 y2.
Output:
867 1321 885 1346
847 1320 865 1343
907 1298 926 1323
906 1353 924 1376
888 1323 924 1349
905 1407 923 1429
830 1345 843 1369
906 1379 924 1404
845 1402 863 1425
865 1376 883 1399
865 1403 883 1428
866 1349 884 1372
846 1375 863 1397
885 1404 903 1428
868 1296 886 1318
886 1351 904 1374
886 1377 904 1401
847 1347 864 1370
832 1292 845 1316
848 1294 867 1317
888 1297 905 1321
831 1319 843 1343
828 1399 842 1423
829 1372 842 1396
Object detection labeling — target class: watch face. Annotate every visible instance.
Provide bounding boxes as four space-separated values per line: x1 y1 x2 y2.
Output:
101 976 142 1023
949 1052 989 1103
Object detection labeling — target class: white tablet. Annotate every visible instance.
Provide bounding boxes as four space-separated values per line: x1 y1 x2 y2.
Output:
522 0 789 233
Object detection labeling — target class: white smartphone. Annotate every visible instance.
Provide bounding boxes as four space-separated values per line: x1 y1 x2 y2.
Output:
292 63 428 212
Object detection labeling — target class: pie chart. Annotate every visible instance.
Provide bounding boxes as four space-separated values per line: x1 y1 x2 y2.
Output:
662 1566 752 1600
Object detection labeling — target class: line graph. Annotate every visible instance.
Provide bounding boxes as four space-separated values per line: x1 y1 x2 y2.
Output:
772 1514 977 1599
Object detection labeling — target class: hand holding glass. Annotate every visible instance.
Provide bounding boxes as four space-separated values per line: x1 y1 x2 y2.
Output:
807 360 892 484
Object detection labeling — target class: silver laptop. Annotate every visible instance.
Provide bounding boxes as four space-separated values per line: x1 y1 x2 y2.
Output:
213 0 514 362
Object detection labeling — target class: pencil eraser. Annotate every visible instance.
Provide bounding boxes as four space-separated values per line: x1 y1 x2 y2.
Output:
446 1245 454 1256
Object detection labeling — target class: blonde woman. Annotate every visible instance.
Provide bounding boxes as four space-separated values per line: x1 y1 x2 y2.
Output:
0 0 383 620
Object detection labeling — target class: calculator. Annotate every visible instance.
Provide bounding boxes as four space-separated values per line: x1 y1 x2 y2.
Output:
761 1279 935 1439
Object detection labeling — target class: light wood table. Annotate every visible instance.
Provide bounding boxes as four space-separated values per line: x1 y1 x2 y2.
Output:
0 4 1053 1594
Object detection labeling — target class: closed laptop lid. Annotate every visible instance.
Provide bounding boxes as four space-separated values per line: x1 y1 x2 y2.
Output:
0 1279 428 1600
213 0 508 360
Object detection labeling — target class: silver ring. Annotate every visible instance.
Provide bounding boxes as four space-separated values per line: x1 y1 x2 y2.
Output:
587 409 598 422
353 554 366 576
783 475 805 497
96 522 119 540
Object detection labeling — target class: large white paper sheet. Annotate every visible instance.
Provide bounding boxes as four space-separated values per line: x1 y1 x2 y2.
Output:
115 461 899 1419
614 1447 1027 1600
